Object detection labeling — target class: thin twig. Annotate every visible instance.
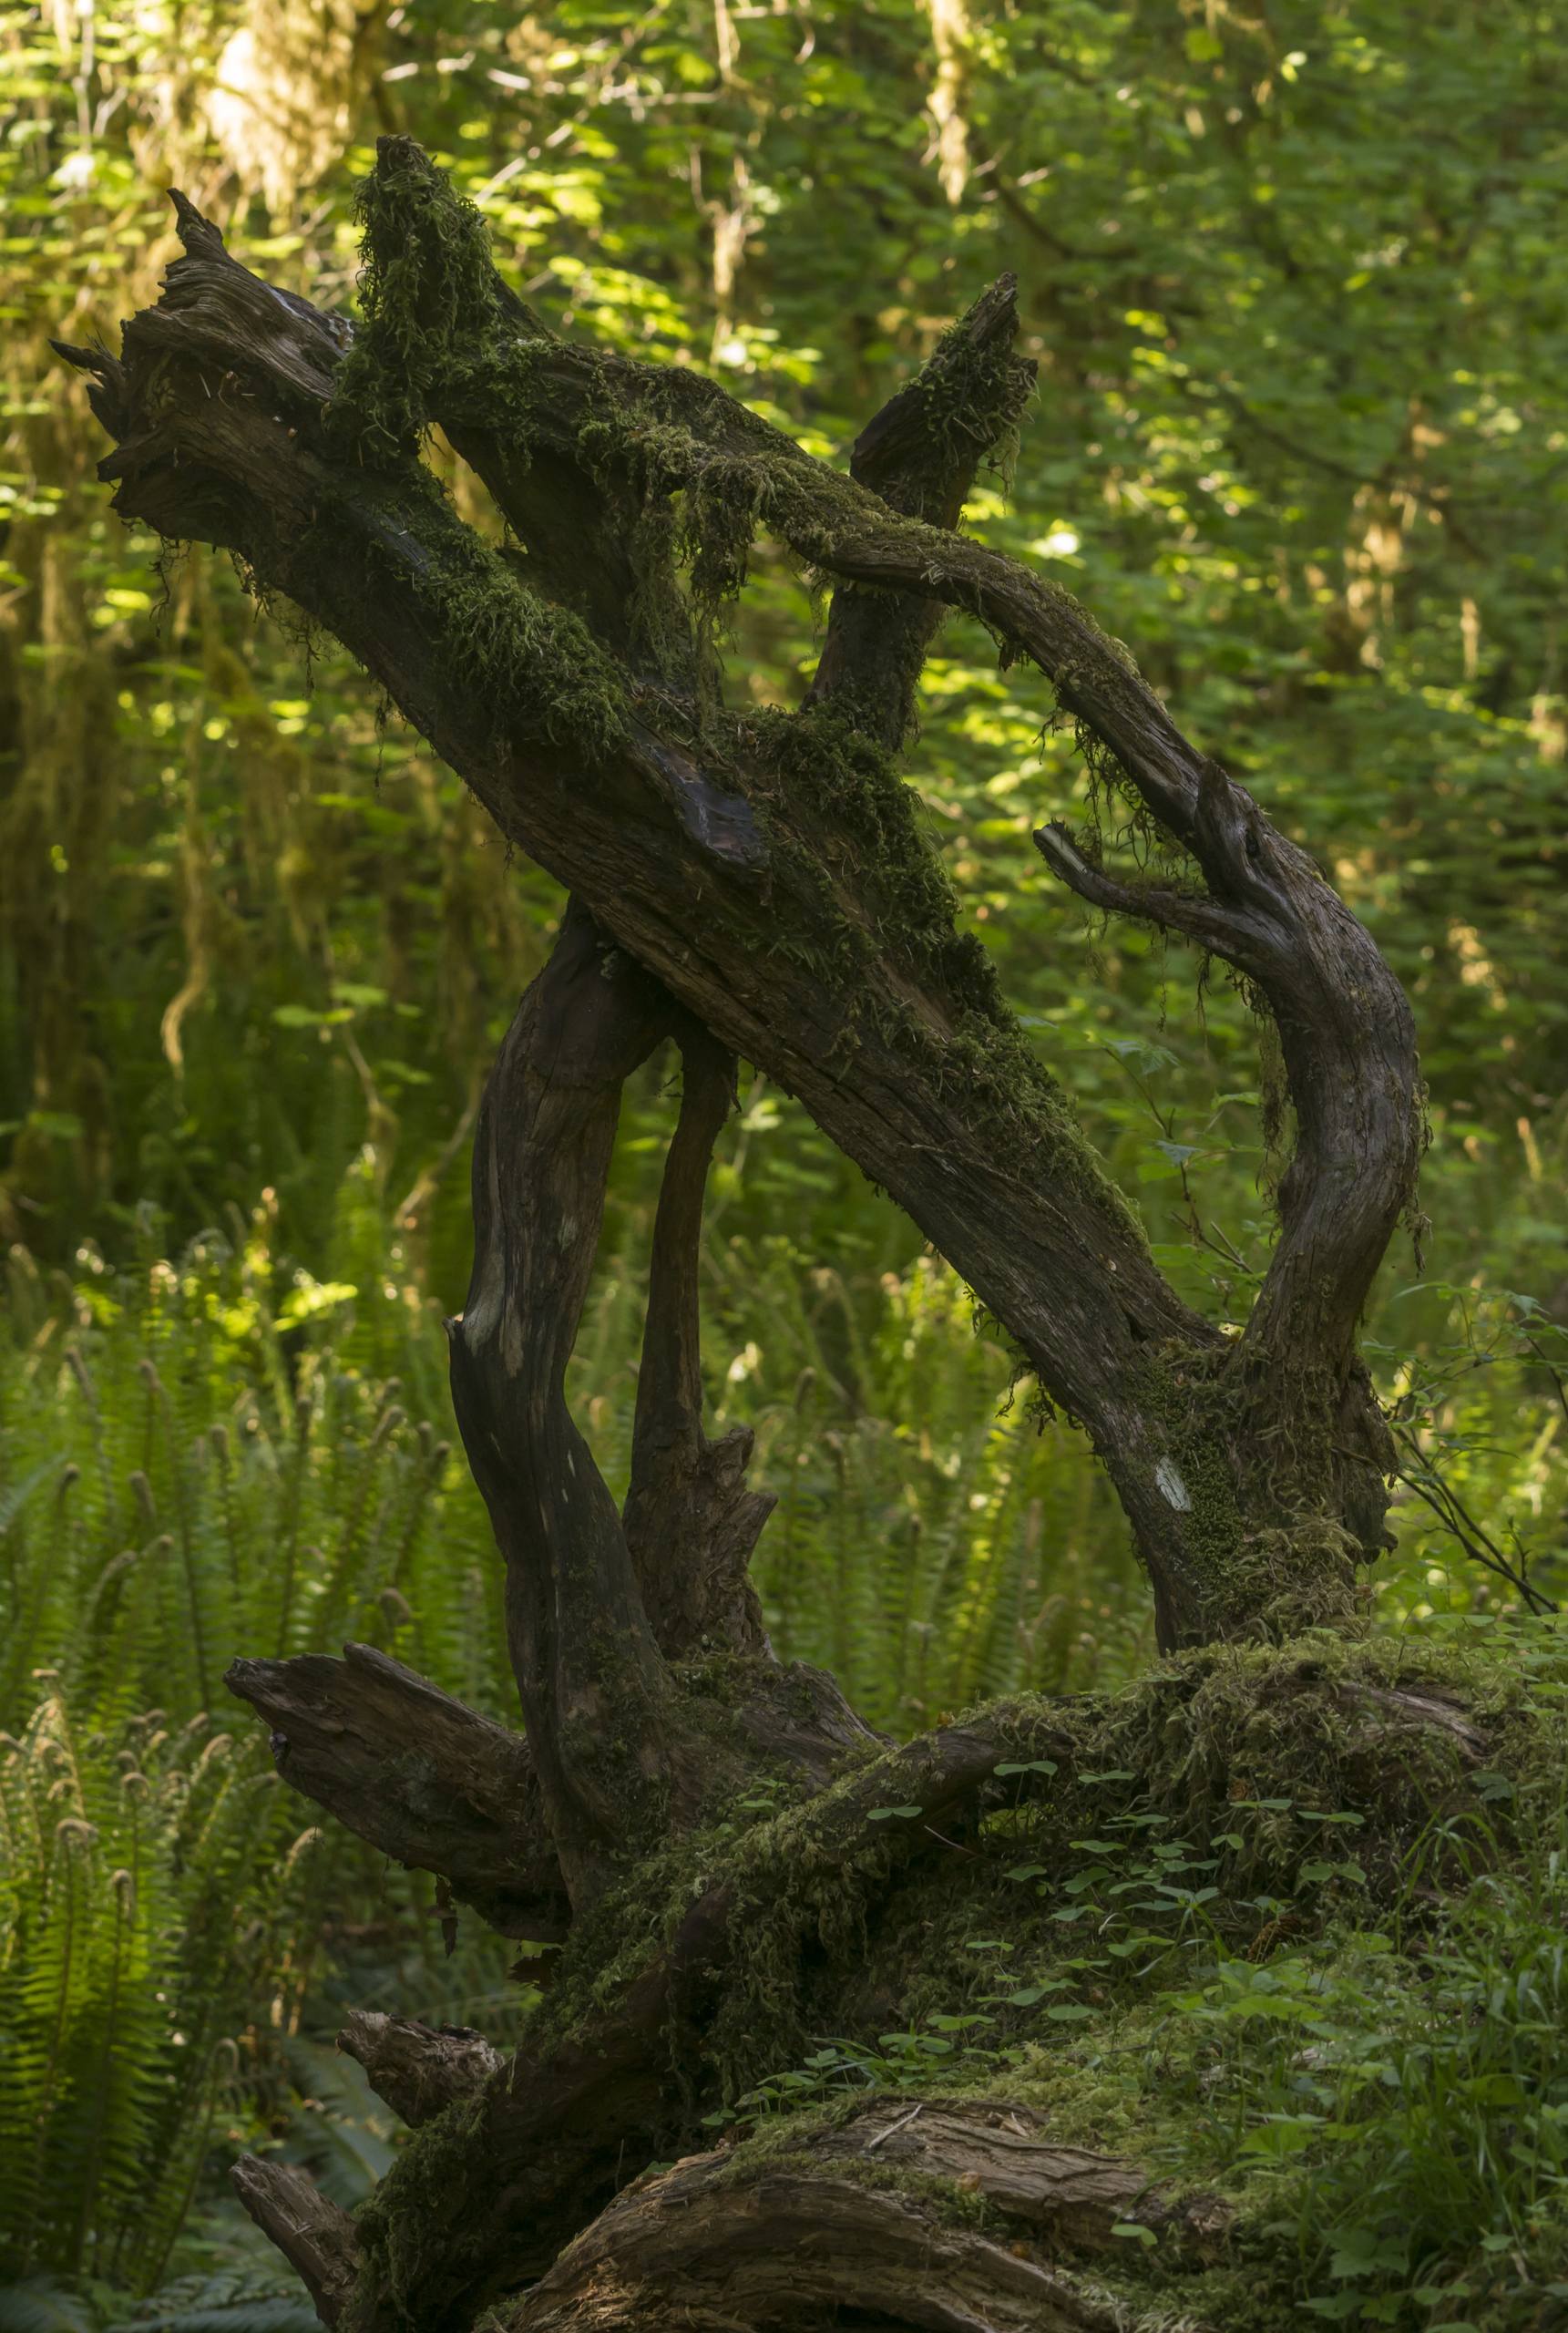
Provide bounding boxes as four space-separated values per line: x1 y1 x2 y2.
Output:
865 2103 924 2152
1392 1426 1557 1616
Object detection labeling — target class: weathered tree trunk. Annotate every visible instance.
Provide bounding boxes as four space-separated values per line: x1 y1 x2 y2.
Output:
58 139 1430 2332
56 146 1420 1653
508 2114 1230 2333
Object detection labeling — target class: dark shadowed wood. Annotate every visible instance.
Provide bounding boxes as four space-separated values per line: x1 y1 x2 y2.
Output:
622 1023 773 1657
224 1641 569 1940
804 269 1036 747
337 2009 503 2126
445 901 873 1904
446 896 684 1903
261 1664 1471 2332
57 154 1421 1649
231 2158 358 2327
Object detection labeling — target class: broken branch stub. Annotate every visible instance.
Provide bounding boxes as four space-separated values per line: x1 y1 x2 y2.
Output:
224 1640 569 1940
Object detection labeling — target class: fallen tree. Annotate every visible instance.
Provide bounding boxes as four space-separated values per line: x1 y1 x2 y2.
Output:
60 143 1537 2333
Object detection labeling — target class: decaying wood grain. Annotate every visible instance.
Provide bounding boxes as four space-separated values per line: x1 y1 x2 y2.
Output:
224 1639 569 1940
507 2138 1205 2333
231 2157 359 2327
337 2009 504 2126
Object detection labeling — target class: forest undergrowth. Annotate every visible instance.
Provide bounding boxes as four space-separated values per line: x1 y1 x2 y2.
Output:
2 1130 1566 2330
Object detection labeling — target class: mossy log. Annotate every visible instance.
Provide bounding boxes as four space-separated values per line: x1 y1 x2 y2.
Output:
228 1646 1500 2332
502 2146 1155 2333
58 139 1452 2333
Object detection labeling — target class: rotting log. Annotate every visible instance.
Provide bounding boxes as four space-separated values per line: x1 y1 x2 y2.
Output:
506 2140 1204 2333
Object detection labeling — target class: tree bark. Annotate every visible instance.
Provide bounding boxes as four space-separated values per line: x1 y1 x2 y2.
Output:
57 141 1438 2333
620 1022 774 1660
231 2159 359 2327
56 144 1420 1652
336 2009 503 2127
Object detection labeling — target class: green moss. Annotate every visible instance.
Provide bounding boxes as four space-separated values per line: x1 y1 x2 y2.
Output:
917 334 1029 486
527 1635 1522 2112
356 1634 1568 2331
1135 1341 1371 1640
324 138 517 461
344 2089 490 2330
726 697 1150 1252
304 457 630 758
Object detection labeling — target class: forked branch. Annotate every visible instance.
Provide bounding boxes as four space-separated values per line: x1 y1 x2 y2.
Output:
60 141 1420 1654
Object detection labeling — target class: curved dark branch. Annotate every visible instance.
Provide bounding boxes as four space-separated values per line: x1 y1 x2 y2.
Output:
447 898 682 1903
623 1023 773 1658
1032 818 1268 965
1036 731 1420 1388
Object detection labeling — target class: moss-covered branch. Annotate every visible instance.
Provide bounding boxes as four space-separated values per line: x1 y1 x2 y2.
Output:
334 1639 1502 2331
61 148 1418 1648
